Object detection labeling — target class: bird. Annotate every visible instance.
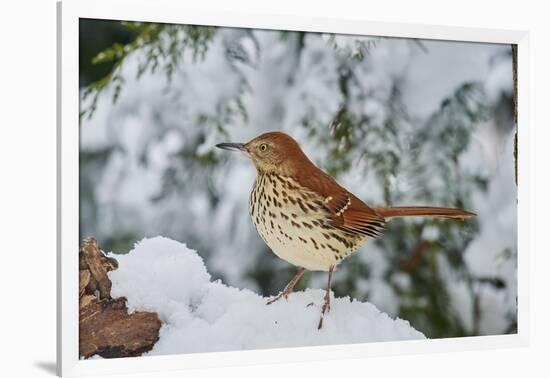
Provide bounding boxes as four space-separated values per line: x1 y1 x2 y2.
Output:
216 131 475 329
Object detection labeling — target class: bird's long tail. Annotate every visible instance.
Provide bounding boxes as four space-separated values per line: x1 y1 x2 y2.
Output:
374 206 475 221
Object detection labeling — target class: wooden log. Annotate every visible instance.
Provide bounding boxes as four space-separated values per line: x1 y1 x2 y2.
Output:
79 297 161 358
78 238 161 359
79 238 117 300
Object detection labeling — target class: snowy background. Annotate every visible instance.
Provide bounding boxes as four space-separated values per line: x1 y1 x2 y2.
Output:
79 20 517 341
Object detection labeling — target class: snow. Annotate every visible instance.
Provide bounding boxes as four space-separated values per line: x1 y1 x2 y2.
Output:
402 39 504 118
108 237 425 355
463 133 517 334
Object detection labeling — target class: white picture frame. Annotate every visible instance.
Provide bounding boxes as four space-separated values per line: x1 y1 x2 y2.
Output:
57 0 530 376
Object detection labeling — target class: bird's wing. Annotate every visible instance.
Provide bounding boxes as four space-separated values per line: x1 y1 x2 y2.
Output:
330 193 386 238
294 171 385 238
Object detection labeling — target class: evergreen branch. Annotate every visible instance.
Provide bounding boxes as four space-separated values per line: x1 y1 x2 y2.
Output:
80 22 216 119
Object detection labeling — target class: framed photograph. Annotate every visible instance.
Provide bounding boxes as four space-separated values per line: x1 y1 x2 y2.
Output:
58 0 529 376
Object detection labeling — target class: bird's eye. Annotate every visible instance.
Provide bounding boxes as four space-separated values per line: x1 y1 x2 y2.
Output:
259 143 268 152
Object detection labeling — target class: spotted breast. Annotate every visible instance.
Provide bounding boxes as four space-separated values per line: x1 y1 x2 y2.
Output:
249 173 375 271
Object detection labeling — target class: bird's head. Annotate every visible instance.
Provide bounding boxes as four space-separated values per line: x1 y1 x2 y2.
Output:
216 131 309 175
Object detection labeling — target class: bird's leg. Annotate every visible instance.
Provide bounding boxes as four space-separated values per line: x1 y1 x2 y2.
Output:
317 266 335 330
267 267 306 305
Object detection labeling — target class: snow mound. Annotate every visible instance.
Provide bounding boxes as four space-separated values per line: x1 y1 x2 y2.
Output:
108 237 425 355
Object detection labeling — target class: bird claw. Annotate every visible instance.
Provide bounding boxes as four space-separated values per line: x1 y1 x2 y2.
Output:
266 292 287 305
266 268 306 305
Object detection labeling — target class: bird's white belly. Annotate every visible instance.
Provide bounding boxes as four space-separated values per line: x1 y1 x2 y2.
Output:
249 174 364 271
257 216 339 271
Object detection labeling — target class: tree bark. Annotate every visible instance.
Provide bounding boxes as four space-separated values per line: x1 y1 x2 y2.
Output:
79 238 161 359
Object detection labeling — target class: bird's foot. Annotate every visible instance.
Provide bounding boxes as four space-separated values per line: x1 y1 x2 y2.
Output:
317 291 332 330
266 268 306 305
266 292 289 305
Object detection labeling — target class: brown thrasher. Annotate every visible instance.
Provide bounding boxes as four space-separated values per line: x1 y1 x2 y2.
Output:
217 131 475 329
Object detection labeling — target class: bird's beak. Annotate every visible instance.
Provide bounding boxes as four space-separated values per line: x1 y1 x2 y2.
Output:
216 142 247 152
